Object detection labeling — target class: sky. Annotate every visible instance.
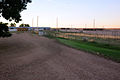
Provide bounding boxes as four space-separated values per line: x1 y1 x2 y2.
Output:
0 0 120 28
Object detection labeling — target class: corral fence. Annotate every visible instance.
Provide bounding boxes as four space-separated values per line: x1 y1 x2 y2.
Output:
44 30 120 45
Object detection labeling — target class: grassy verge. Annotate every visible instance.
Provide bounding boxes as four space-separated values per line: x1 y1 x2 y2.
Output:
57 38 120 62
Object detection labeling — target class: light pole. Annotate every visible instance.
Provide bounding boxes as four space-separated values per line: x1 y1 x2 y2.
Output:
56 17 59 32
93 19 96 29
32 18 34 27
37 16 39 27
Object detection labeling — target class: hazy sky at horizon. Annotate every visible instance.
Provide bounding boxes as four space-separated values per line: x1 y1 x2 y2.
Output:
1 0 120 28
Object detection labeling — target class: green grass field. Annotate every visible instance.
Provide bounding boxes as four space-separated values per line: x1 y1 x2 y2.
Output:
57 38 120 62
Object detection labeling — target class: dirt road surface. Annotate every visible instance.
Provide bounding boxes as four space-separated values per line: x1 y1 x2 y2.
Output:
0 32 120 80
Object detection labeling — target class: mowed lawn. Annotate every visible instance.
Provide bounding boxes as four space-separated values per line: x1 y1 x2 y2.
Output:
57 38 120 62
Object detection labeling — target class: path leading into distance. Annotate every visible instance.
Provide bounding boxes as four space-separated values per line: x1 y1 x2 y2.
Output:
0 32 120 80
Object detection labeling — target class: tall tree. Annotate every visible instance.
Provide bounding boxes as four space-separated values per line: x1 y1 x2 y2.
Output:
0 0 32 22
0 0 32 37
0 22 12 37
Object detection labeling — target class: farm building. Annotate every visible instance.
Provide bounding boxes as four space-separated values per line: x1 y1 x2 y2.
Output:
9 27 51 32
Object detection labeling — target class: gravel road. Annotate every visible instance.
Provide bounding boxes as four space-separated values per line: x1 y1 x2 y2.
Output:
0 32 120 80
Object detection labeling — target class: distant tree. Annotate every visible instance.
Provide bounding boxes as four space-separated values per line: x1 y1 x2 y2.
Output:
19 24 30 27
24 24 30 27
10 23 16 27
0 22 12 37
19 24 24 27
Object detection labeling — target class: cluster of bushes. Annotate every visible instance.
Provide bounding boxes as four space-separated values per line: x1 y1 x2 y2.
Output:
0 22 12 38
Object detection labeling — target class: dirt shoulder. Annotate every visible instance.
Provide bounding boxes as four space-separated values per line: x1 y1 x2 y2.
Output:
0 32 120 80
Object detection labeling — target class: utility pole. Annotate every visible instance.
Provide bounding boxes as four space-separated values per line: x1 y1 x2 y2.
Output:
56 17 58 29
103 26 104 29
37 16 39 32
93 19 96 28
71 24 73 28
37 16 39 27
85 24 87 29
32 18 34 27
71 24 73 32
56 17 59 32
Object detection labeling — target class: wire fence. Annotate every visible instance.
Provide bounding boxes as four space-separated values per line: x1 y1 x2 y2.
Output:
44 30 120 45
45 30 120 39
